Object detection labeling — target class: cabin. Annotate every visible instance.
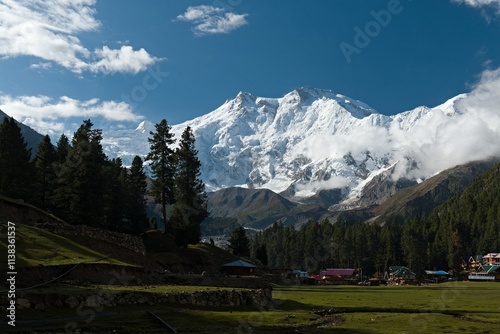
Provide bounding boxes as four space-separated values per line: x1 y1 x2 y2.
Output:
288 269 309 278
483 253 500 265
221 260 256 276
461 255 483 271
469 264 500 281
385 266 417 284
315 268 356 285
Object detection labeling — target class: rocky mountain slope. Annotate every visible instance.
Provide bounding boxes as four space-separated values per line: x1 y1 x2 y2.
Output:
6 86 498 228
101 86 498 211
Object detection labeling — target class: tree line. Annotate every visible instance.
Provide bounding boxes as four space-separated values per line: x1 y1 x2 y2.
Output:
249 164 500 278
0 117 207 247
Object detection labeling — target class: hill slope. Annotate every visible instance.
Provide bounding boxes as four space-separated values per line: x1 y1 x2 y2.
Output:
0 109 44 157
372 160 499 222
425 163 500 254
207 187 328 229
0 223 133 269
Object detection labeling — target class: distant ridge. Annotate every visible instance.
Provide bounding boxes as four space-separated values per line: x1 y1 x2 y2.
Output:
0 109 45 157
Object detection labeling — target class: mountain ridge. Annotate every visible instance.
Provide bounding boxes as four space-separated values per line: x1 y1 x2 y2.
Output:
0 109 45 157
5 87 497 215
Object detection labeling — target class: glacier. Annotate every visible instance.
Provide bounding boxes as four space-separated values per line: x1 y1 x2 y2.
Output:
100 87 494 205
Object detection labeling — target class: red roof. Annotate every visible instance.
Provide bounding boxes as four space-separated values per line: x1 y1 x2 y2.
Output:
320 268 355 276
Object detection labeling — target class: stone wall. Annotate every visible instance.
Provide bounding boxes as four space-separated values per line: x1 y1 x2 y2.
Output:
15 288 273 310
35 222 145 255
0 196 145 254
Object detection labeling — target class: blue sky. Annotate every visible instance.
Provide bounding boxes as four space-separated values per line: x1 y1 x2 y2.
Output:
1 0 500 138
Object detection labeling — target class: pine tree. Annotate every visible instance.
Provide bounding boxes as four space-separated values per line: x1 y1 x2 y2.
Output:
0 117 33 201
55 134 71 163
228 226 250 257
256 244 268 266
128 155 148 235
34 135 57 210
103 157 127 232
53 120 107 226
170 126 208 246
146 119 176 231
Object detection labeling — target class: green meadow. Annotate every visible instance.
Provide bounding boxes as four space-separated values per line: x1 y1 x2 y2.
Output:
10 281 500 333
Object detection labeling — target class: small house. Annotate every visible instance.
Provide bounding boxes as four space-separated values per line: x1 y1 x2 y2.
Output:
483 253 500 266
288 269 309 278
386 266 417 284
221 260 256 276
469 264 500 281
461 255 483 271
316 268 356 285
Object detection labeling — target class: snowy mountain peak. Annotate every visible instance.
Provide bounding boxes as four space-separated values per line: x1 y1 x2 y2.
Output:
135 120 155 133
235 91 256 101
432 93 467 115
100 87 496 208
281 87 377 119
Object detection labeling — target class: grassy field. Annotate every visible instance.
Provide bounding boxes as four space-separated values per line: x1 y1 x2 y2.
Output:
8 281 500 333
0 222 135 269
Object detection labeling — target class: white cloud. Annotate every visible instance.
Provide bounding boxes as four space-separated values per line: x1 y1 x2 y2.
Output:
176 5 248 36
452 0 500 13
0 0 160 74
387 68 500 180
288 67 500 185
88 46 158 75
0 94 143 137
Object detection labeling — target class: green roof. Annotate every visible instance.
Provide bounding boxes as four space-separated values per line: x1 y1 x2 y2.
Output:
481 265 500 274
222 260 256 268
392 267 416 276
389 266 405 271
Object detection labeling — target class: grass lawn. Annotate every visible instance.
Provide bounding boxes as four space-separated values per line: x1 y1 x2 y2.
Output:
0 223 135 269
7 281 500 333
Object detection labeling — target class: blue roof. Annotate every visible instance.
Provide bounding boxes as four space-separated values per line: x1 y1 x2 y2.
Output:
222 260 256 268
425 270 449 275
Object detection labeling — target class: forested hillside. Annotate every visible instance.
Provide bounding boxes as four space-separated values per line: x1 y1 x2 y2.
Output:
0 117 207 247
250 164 500 277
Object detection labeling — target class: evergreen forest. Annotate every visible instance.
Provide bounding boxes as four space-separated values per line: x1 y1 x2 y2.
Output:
0 117 207 247
249 164 500 277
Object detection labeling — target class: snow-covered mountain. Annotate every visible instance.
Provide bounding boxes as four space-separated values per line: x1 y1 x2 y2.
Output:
100 87 500 207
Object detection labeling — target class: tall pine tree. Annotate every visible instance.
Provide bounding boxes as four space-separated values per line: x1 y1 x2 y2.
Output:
146 119 176 231
228 226 250 256
128 155 148 235
53 120 107 226
103 157 128 232
0 117 33 201
34 135 57 211
55 133 71 163
170 126 208 246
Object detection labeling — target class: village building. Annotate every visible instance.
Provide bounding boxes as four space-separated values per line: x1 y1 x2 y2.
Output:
313 268 357 285
385 266 417 285
466 252 500 281
461 255 484 271
482 253 500 265
221 260 256 276
469 264 500 281
424 270 449 283
288 269 309 278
